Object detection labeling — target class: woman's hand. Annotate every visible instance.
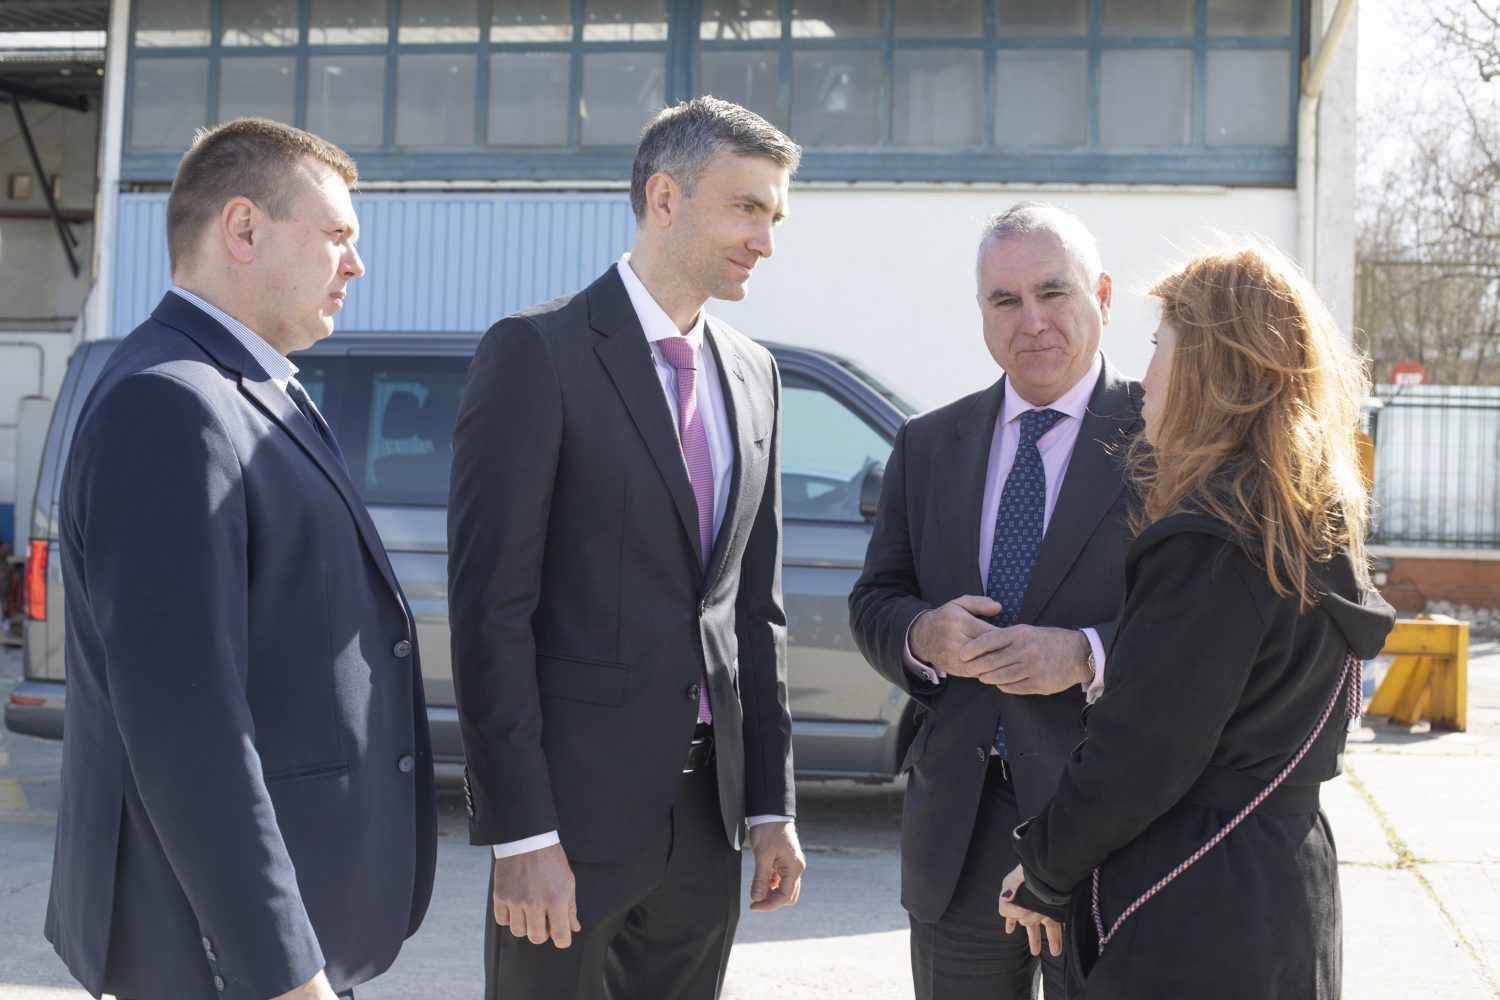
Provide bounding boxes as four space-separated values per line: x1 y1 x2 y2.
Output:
998 864 1064 958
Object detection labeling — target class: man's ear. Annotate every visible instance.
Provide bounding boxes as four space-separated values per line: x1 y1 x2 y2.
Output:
642 172 680 230
221 196 257 265
1095 271 1114 325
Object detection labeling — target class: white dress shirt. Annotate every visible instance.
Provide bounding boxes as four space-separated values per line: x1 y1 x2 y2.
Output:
492 257 788 860
171 286 299 391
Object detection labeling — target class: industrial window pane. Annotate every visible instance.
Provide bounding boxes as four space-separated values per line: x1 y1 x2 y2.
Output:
1207 0 1292 36
996 50 1086 146
893 50 982 146
400 0 480 43
491 0 573 42
895 0 981 38
221 0 297 45
1206 50 1291 146
791 0 882 39
134 0 210 47
218 57 296 124
791 50 881 145
580 53 666 145
997 0 1085 36
306 55 385 147
1102 0 1194 36
130 58 208 147
1099 50 1192 146
489 53 570 145
583 0 668 41
700 3 782 40
396 54 478 146
310 0 388 44
700 51 782 126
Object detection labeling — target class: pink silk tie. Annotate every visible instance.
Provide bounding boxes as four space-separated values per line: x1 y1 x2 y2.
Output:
656 333 715 724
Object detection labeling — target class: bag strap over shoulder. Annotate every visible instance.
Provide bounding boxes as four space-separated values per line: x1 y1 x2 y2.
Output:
1091 649 1363 951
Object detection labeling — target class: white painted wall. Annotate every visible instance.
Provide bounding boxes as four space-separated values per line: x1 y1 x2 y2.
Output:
712 184 1297 411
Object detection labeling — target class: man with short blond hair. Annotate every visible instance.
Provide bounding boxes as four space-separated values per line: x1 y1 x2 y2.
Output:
47 118 436 1000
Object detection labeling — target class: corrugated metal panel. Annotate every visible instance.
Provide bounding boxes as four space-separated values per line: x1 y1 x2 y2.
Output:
112 192 637 337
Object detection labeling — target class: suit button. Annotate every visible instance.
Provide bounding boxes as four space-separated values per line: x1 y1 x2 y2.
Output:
201 936 213 953
687 683 701 701
398 754 415 773
976 746 987 762
206 949 218 962
393 639 412 658
214 976 226 992
699 600 707 614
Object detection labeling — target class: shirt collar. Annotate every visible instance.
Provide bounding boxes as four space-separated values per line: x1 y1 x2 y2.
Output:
170 285 299 390
1000 352 1103 428
617 253 707 349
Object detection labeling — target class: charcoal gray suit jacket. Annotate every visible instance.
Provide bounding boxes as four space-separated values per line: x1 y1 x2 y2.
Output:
448 266 794 864
849 357 1142 922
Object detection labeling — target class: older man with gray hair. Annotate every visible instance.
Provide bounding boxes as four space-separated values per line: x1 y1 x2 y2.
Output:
850 202 1143 999
449 96 805 999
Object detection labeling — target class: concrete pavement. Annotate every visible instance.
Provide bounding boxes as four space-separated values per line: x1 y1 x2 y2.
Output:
1 640 1497 999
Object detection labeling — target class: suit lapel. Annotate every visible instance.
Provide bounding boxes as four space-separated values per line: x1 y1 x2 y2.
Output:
948 381 1005 597
587 271 704 566
703 322 752 589
154 294 406 607
1017 359 1142 624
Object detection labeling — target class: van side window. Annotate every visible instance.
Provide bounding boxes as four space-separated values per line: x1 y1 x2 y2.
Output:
339 357 471 506
780 372 893 523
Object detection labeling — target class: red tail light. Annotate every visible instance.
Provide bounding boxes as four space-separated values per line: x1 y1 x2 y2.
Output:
26 539 47 621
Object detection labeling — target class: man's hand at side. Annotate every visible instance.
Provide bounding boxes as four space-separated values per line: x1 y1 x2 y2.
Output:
908 596 1005 677
492 843 581 948
748 821 806 912
272 971 338 1000
960 626 1092 695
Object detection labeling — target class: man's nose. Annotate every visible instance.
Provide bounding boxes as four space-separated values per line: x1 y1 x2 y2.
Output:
1019 299 1047 335
748 222 774 260
344 243 366 278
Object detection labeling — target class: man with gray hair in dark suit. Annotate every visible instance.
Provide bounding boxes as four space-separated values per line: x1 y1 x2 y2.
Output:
850 202 1142 999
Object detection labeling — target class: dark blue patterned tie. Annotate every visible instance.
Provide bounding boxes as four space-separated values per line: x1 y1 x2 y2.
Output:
987 407 1063 756
287 379 349 474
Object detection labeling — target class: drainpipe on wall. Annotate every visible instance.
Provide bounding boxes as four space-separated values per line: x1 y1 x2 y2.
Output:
1296 0 1359 282
83 0 133 341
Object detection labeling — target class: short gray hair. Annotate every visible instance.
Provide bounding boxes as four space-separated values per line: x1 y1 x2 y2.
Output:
978 201 1104 287
630 96 801 223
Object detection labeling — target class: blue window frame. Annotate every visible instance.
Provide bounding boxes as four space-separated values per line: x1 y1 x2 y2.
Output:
120 0 1302 186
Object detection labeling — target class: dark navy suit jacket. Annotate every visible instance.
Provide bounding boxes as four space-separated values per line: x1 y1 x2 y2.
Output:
45 293 437 1000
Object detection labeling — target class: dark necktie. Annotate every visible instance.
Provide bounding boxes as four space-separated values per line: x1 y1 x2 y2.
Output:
286 379 348 474
986 407 1064 756
654 334 715 725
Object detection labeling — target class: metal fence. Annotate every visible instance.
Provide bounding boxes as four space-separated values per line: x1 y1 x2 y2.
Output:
1370 385 1500 548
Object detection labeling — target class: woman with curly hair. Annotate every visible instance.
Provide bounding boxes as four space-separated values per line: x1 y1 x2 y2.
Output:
997 244 1396 998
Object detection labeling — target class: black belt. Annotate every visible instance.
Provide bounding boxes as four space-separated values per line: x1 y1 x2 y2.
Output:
1184 765 1321 816
684 722 715 773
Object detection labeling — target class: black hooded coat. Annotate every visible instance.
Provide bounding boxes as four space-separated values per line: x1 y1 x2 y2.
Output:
1012 512 1397 1000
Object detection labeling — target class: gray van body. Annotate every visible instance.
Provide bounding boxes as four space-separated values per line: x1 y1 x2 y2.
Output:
8 333 919 780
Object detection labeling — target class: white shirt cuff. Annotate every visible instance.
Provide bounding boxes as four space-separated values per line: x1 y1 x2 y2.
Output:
747 815 793 827
903 609 945 685
491 831 561 859
1080 627 1106 703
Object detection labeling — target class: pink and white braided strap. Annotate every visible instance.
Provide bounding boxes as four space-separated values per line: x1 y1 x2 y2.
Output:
1091 649 1362 950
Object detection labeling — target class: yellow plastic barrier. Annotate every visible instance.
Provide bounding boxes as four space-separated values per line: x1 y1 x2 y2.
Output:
1365 614 1469 731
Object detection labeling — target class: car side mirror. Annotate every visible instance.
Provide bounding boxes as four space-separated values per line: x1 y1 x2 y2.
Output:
859 463 884 522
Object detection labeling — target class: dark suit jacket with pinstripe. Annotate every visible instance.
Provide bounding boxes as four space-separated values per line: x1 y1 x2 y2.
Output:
849 357 1142 922
447 266 793 865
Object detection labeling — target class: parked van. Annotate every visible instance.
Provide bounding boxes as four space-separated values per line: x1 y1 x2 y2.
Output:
8 333 921 780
